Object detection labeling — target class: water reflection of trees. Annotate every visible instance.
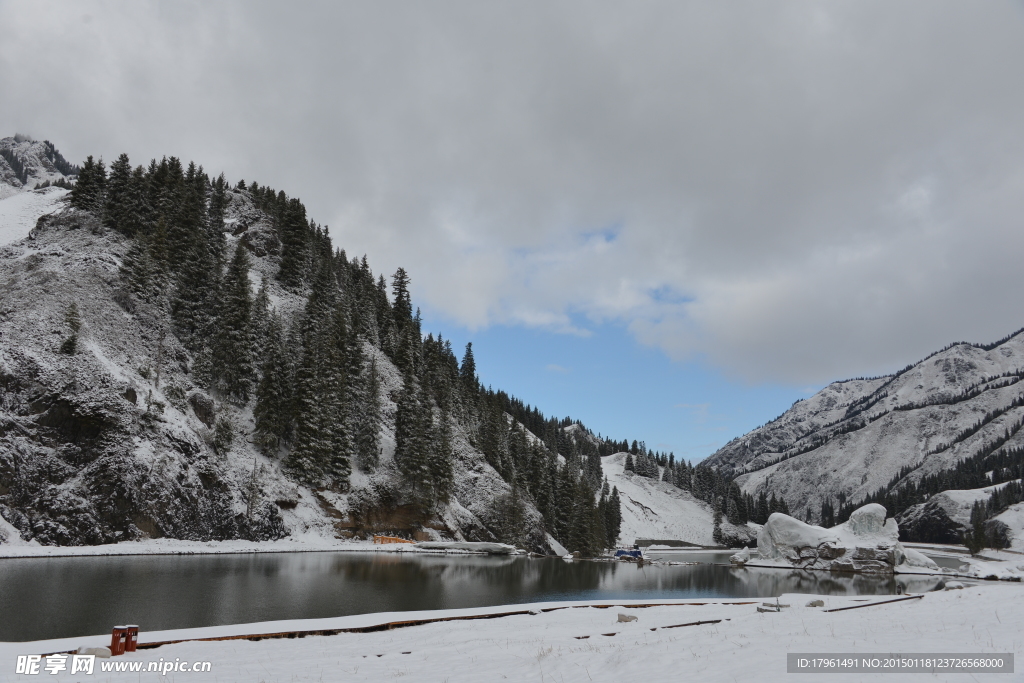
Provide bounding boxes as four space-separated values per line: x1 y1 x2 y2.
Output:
0 552 955 642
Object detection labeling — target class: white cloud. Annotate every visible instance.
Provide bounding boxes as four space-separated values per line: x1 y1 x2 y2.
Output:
4 1 1023 384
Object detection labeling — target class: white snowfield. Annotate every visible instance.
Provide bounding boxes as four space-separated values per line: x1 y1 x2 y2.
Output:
4 586 1022 682
936 480 1021 524
0 512 33 547
993 503 1024 551
0 187 67 247
602 452 753 546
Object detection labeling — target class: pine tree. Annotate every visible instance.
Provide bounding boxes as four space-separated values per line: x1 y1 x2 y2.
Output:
277 198 308 289
391 267 413 327
353 357 383 471
712 495 724 545
288 266 354 489
250 278 272 360
170 164 220 349
460 342 477 392
428 409 455 503
104 153 133 234
605 486 622 546
395 377 433 496
820 498 835 528
211 243 255 401
755 491 769 525
493 482 528 547
253 314 293 452
70 155 106 212
964 500 988 554
0 148 29 185
208 173 228 234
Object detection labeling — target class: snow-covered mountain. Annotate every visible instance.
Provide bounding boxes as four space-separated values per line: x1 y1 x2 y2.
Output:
0 135 77 199
704 331 1024 524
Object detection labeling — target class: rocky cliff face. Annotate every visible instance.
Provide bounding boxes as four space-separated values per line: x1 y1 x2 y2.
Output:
704 334 1024 523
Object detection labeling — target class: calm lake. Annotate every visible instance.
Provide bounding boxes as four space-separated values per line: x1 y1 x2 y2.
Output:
0 550 959 642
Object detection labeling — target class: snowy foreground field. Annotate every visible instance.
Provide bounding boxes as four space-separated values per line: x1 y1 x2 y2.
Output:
4 586 1022 682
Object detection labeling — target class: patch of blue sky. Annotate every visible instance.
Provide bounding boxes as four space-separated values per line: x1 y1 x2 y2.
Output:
418 308 814 464
647 285 692 306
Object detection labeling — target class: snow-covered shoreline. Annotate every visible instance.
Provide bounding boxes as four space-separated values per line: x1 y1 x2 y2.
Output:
4 587 1022 682
0 536 501 559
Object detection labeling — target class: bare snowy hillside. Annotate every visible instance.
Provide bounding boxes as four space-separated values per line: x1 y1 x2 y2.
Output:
897 479 1022 546
705 331 1024 524
0 187 68 247
603 453 754 546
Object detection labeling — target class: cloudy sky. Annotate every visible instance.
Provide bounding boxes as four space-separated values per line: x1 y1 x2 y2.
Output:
3 1 1023 458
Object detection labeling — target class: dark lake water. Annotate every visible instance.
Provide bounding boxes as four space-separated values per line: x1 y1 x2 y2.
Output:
0 551 959 642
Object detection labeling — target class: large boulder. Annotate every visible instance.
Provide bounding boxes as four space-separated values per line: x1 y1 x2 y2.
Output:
756 503 936 574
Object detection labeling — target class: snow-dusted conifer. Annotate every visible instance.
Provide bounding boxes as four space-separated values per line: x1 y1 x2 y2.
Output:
395 376 433 495
104 153 133 234
460 342 476 392
276 197 308 290
253 314 293 452
428 409 455 503
712 495 724 545
211 243 256 402
354 357 383 472
70 155 106 212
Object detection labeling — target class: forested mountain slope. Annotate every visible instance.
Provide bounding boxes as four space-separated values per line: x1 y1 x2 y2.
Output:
0 137 631 553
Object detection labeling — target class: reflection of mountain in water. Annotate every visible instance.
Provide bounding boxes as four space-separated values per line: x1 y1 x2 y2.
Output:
595 562 944 598
1 552 952 642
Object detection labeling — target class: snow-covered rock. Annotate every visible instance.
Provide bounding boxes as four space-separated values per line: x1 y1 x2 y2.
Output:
959 557 1021 581
729 546 751 565
756 504 936 573
901 547 939 569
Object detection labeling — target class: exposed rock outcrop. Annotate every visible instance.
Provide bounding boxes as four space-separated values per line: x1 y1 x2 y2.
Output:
757 504 938 574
